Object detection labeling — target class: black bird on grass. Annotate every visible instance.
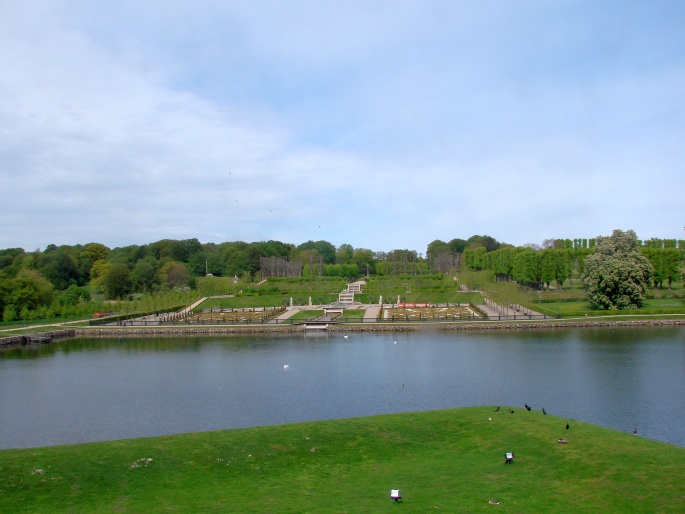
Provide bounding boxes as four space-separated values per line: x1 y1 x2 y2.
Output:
525 403 531 411
495 406 500 412
565 423 570 430
542 407 547 415
509 408 514 414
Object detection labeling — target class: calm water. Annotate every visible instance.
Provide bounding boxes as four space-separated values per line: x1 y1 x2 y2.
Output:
1 327 684 449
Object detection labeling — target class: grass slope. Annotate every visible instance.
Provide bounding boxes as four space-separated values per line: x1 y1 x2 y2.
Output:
1 407 683 513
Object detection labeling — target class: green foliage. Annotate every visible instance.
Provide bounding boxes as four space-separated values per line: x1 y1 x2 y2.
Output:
582 230 654 310
2 304 17 322
642 247 681 288
36 245 80 290
0 234 681 322
0 248 26 276
103 263 133 300
467 234 501 251
351 248 375 273
320 263 359 278
466 243 594 292
335 243 354 264
158 261 190 289
11 269 56 312
448 237 468 253
147 238 203 262
89 259 111 293
513 247 541 287
78 243 110 282
426 239 450 256
296 240 336 264
372 249 425 276
132 256 159 292
58 284 90 307
463 246 487 270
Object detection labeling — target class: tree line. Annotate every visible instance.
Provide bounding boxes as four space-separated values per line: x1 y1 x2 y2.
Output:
0 238 432 322
459 237 684 291
1 234 683 322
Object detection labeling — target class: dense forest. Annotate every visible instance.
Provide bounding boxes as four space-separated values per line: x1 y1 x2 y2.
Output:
1 235 683 323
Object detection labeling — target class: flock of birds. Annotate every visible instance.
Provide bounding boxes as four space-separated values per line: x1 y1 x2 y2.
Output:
495 403 638 436
495 404 570 429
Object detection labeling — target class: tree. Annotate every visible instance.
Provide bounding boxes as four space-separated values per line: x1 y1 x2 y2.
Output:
489 247 515 281
336 244 354 264
0 248 25 275
79 243 110 282
0 277 12 321
132 256 159 292
539 249 570 289
427 240 458 273
662 248 682 288
90 259 112 293
103 263 132 300
3 304 18 322
463 247 487 271
108 244 147 267
296 241 336 264
188 252 223 278
38 246 80 290
447 238 468 254
148 238 203 262
58 284 90 307
643 248 681 289
513 247 541 288
349 248 374 276
220 242 251 278
466 235 501 252
158 262 190 289
426 240 449 258
11 269 56 312
582 229 653 310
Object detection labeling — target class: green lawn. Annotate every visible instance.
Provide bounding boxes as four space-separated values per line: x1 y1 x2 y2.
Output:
1 407 683 513
642 297 685 310
287 309 369 322
288 310 325 321
535 297 685 317
336 309 368 321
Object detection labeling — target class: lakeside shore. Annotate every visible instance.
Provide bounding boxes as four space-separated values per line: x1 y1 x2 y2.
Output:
2 318 685 348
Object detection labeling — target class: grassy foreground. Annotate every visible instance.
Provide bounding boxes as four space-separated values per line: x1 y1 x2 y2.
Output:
1 407 683 513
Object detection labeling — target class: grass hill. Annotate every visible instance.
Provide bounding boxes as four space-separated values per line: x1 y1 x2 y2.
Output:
1 407 683 512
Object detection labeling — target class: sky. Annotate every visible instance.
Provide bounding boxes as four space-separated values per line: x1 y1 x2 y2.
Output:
1 1 684 254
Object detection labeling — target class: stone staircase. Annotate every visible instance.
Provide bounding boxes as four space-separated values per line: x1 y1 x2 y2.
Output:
338 281 364 305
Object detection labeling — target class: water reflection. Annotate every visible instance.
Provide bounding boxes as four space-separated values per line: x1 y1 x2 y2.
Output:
1 327 683 449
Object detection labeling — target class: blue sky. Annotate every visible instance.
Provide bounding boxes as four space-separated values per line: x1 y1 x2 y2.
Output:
1 1 684 254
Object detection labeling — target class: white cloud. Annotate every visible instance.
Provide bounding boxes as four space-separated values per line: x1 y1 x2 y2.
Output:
0 1 684 253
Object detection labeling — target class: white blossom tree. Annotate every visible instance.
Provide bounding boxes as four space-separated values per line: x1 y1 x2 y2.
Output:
582 230 653 310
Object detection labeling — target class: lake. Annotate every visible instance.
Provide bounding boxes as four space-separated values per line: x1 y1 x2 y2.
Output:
1 326 684 449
